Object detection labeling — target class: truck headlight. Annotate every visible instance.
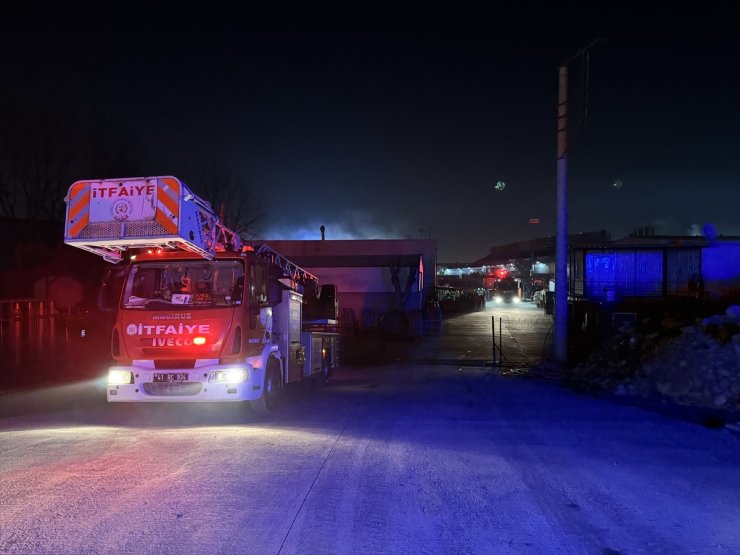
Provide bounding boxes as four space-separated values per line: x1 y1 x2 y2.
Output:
213 368 248 383
108 370 133 385
512 297 521 303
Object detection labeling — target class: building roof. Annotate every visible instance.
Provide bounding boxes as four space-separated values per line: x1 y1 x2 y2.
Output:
471 231 612 267
286 254 422 268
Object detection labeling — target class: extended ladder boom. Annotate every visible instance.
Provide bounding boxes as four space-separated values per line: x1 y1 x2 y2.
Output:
254 243 318 287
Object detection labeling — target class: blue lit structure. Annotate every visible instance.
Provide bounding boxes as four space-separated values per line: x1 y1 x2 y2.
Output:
571 236 740 302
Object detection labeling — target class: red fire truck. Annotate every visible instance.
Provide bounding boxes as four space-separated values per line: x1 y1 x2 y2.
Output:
484 267 520 304
64 176 339 413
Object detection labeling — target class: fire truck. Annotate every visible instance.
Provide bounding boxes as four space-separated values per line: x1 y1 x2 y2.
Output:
484 267 520 304
63 175 339 413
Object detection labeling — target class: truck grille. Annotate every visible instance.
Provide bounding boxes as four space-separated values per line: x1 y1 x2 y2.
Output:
154 359 196 369
143 382 203 396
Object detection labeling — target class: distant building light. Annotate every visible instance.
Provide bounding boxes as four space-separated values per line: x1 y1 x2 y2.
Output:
529 218 540 224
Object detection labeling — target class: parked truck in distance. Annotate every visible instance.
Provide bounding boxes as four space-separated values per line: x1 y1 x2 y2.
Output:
491 276 520 304
64 175 339 413
484 268 520 304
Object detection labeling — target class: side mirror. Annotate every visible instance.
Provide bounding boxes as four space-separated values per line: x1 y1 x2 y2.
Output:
267 280 283 306
97 268 125 312
266 264 284 306
319 284 338 320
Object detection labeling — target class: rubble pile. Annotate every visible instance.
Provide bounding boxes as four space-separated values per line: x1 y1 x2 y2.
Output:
570 304 740 413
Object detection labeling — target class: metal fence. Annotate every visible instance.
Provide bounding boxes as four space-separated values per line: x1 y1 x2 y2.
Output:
490 311 554 367
0 298 112 390
0 299 56 322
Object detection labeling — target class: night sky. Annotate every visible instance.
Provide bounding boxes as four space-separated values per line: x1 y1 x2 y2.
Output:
3 5 739 262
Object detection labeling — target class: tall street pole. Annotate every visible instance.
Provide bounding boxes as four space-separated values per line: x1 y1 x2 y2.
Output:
553 39 602 366
554 64 568 365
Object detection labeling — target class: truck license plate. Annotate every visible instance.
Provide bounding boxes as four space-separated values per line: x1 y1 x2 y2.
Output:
153 372 189 383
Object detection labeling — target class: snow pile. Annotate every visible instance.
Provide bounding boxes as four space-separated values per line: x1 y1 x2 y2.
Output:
570 304 740 412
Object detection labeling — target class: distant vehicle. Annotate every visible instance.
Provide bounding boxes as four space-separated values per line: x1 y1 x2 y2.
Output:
491 276 519 304
484 268 520 304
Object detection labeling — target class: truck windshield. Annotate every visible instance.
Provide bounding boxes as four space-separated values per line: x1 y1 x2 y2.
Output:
122 260 245 309
493 278 517 291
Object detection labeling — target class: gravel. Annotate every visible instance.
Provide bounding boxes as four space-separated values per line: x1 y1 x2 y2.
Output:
567 304 740 421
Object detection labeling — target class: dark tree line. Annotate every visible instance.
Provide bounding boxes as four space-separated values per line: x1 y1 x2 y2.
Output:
0 100 262 237
181 163 264 239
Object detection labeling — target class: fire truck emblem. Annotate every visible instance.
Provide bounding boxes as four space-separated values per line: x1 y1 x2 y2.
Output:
125 323 210 335
112 199 132 221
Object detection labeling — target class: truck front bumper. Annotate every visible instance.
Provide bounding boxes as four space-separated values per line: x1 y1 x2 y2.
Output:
106 362 263 403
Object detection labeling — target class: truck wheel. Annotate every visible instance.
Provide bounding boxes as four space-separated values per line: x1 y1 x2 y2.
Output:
251 361 282 415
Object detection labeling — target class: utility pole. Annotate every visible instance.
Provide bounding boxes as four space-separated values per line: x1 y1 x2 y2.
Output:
554 39 602 366
554 64 569 364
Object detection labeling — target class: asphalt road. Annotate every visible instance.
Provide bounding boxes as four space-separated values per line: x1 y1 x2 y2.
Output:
1 362 739 554
347 300 554 367
446 300 554 365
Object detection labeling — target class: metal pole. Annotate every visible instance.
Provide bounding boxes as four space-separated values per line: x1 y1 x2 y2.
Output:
499 317 503 366
553 39 602 365
554 64 569 365
491 315 496 365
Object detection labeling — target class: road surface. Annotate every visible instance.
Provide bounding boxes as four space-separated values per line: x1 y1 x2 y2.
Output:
345 300 554 367
1 362 739 554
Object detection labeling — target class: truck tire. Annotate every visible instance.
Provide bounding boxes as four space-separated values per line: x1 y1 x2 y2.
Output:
251 361 282 415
